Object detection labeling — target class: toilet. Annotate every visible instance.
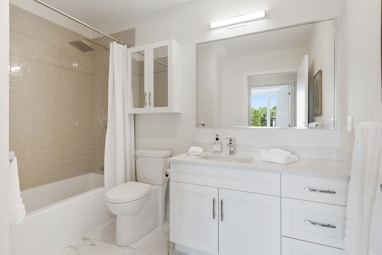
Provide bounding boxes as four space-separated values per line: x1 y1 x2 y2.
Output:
105 149 171 246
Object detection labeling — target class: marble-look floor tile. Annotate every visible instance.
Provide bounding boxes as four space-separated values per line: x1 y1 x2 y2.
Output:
54 220 174 255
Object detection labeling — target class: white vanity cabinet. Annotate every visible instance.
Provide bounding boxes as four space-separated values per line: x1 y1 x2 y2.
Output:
170 163 281 255
281 174 349 255
169 154 350 255
127 40 181 113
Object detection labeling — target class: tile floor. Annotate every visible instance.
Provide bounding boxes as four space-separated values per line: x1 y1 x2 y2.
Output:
54 220 178 255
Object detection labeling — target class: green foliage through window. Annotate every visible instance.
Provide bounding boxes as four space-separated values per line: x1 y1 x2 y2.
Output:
251 106 277 127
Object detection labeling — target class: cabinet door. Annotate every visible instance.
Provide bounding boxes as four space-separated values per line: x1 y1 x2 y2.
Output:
219 189 280 255
151 44 169 110
170 182 219 255
128 46 149 113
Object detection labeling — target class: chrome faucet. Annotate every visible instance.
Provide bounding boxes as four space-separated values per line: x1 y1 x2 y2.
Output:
226 138 235 155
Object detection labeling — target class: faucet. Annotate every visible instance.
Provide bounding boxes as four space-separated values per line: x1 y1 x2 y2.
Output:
226 138 235 155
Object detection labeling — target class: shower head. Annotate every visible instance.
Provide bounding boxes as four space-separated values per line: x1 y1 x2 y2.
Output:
69 40 94 52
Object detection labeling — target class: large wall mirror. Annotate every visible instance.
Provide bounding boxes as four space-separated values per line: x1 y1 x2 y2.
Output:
197 19 336 129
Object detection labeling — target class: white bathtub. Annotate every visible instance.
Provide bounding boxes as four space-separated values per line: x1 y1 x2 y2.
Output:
10 173 113 255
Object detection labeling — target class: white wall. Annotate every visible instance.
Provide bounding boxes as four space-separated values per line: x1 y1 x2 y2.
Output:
128 0 341 158
0 0 10 253
339 0 382 163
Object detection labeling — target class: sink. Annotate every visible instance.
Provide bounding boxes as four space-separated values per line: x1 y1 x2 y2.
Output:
198 154 256 164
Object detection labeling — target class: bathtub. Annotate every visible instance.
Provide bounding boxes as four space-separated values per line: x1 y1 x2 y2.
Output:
10 173 113 255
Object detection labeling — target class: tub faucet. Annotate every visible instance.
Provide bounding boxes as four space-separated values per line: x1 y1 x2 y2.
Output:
226 138 235 155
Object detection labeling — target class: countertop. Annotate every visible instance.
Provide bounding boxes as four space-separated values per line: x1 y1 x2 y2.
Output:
169 153 350 178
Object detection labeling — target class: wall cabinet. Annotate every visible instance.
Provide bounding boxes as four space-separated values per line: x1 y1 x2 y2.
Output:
127 40 181 113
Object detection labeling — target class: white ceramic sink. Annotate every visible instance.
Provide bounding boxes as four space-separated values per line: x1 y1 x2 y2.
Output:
198 154 256 164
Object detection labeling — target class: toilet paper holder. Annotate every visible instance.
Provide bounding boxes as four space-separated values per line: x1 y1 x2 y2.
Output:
164 169 170 179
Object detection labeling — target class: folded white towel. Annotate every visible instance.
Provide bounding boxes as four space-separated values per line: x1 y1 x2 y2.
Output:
9 157 26 225
261 148 298 164
187 146 204 156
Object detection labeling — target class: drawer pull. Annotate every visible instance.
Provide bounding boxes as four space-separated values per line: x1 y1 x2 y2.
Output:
304 187 336 194
304 220 336 229
212 198 216 220
220 199 224 221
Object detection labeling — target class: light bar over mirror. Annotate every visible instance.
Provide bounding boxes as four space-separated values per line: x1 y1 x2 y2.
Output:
209 10 267 30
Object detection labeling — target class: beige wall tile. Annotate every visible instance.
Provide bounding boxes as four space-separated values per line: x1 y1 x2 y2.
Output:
10 5 134 190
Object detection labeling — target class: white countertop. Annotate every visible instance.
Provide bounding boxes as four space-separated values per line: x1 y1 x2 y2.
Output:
169 153 350 178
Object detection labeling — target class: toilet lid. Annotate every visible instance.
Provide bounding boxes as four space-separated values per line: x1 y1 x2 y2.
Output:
106 182 151 204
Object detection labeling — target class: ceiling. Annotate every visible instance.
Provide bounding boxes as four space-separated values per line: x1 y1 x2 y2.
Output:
10 0 193 35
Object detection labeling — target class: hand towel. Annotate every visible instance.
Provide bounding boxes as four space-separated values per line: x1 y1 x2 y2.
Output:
187 146 203 156
261 148 298 164
9 157 26 225
344 122 382 255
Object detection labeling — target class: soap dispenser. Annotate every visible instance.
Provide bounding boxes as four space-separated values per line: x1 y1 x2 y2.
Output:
212 134 222 153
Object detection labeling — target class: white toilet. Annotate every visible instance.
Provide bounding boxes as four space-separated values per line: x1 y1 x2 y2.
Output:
105 149 171 246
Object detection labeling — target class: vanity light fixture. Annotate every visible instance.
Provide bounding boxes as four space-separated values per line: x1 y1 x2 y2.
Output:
209 10 267 30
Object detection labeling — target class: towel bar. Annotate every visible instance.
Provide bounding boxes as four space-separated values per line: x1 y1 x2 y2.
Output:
9 151 15 161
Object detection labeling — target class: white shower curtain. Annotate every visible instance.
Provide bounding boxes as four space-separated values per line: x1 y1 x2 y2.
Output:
104 42 135 189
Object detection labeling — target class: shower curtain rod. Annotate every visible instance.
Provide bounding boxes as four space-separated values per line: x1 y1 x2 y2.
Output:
33 0 132 47
33 0 168 67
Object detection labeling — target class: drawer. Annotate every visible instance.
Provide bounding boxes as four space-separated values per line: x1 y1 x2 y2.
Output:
282 237 346 255
282 198 346 249
282 174 348 205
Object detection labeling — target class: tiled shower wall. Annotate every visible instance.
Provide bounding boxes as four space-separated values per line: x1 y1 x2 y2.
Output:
9 5 133 190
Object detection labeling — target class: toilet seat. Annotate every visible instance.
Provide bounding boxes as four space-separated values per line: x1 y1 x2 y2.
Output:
106 182 151 204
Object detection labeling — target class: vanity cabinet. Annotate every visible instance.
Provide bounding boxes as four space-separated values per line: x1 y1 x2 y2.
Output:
281 174 348 255
169 155 350 255
127 40 181 113
170 163 281 255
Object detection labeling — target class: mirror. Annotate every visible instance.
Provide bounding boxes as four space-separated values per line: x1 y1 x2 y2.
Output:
197 20 335 129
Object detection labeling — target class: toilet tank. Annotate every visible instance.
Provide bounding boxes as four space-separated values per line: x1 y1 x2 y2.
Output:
135 149 171 185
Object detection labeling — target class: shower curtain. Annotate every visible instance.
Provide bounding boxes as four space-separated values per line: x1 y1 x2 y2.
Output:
104 42 135 189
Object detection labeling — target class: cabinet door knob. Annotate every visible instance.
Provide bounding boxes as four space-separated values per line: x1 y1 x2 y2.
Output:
304 220 336 229
304 187 336 194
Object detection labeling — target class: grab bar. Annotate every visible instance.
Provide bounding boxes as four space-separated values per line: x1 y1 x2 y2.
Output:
9 151 15 161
